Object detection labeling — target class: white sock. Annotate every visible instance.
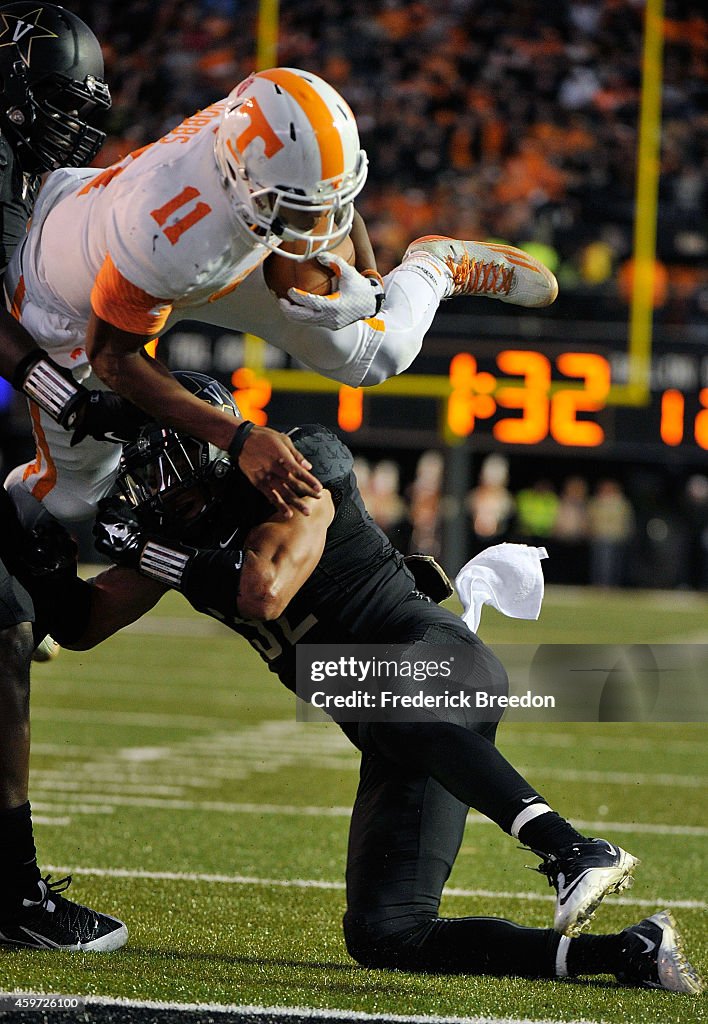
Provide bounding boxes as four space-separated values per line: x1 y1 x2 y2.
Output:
510 802 554 840
556 935 571 978
398 252 453 299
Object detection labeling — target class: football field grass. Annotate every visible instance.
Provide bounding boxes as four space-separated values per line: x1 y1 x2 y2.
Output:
1 584 706 1024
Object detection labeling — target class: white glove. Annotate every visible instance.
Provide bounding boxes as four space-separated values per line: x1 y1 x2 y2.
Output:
279 252 385 330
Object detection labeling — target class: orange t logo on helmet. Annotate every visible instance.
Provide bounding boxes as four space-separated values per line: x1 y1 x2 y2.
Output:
235 96 285 161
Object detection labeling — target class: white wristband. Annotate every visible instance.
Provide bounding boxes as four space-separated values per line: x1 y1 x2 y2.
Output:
139 541 190 588
23 359 80 420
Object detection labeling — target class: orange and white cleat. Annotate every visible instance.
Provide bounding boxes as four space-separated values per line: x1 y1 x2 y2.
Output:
403 235 558 307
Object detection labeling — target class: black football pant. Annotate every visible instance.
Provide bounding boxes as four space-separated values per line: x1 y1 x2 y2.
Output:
343 751 560 975
342 598 560 975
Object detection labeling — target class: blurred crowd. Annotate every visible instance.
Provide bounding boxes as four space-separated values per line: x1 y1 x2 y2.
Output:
357 451 708 590
9 2 703 589
63 0 707 320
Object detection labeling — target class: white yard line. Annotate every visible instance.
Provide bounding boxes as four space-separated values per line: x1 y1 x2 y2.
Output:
29 789 708 835
43 864 707 911
518 766 707 788
498 731 706 754
4 995 608 1024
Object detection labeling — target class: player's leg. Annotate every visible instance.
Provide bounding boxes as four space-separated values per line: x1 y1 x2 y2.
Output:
359 600 638 935
342 751 702 991
176 262 442 390
0 554 128 951
5 385 122 524
0 566 42 921
343 750 560 975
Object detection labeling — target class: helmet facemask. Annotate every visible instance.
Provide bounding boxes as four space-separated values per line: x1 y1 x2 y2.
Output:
6 64 111 171
114 370 242 542
0 3 112 172
117 429 232 542
228 154 366 260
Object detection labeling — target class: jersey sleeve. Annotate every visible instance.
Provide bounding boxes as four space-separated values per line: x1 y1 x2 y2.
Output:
90 254 173 336
287 425 354 492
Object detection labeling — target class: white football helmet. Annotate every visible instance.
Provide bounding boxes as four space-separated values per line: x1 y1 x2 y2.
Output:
214 67 368 261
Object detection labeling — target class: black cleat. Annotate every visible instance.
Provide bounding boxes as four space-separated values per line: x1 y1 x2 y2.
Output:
0 874 128 951
616 910 704 994
532 837 639 936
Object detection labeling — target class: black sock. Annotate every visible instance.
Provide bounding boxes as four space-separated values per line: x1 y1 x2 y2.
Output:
517 810 586 856
0 801 42 911
565 932 626 976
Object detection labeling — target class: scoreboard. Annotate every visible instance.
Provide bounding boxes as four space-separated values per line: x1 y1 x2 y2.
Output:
161 320 708 463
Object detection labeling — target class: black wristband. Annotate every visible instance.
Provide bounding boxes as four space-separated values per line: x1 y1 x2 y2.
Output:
181 548 245 619
227 420 255 461
362 269 385 315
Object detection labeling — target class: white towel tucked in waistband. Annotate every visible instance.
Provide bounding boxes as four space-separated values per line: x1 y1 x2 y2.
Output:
454 543 548 633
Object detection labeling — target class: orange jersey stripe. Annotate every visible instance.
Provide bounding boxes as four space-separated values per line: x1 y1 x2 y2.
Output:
10 275 25 321
257 69 345 182
24 402 57 501
91 254 172 336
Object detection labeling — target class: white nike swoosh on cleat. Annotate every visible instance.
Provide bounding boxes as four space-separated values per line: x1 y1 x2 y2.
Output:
636 933 657 954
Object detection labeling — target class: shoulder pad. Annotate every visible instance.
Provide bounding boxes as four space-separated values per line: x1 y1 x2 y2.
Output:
288 424 353 485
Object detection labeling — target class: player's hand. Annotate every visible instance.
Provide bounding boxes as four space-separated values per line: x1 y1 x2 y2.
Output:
70 391 151 447
24 520 79 577
93 502 146 568
237 425 322 517
279 253 385 330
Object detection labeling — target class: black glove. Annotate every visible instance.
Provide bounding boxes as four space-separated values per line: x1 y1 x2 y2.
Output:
93 502 146 569
94 498 205 594
404 553 454 603
0 487 77 578
70 391 151 447
23 520 79 576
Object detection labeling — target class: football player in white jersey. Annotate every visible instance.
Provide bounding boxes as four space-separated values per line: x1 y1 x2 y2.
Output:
5 67 558 525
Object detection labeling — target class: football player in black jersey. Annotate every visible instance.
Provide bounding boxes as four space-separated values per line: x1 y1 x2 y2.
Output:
4 371 700 991
0 2 130 950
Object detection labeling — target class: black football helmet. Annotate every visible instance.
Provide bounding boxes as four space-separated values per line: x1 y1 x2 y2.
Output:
115 372 242 537
0 2 111 172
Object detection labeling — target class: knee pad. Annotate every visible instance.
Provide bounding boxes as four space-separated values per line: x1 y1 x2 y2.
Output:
343 911 433 970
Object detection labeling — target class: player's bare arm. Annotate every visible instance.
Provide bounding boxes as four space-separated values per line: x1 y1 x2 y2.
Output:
93 487 334 626
86 312 322 514
68 566 166 651
349 208 378 273
237 492 334 620
0 307 144 443
0 308 45 381
72 491 334 646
